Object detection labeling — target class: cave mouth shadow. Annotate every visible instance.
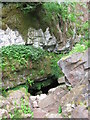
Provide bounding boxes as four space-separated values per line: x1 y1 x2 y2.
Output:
28 77 59 96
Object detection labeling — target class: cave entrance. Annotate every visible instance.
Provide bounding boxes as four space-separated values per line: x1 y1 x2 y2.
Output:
28 75 59 96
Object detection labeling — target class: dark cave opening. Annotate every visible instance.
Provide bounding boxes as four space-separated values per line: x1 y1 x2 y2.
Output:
28 76 59 96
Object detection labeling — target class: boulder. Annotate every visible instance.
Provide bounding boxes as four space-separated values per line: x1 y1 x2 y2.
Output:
32 101 39 108
33 108 47 118
38 94 56 109
58 48 89 87
58 76 65 84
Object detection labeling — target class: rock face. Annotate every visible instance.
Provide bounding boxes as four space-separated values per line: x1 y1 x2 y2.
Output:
0 27 57 52
1 44 61 90
1 4 79 53
57 49 89 118
58 49 89 87
0 27 25 48
27 27 57 52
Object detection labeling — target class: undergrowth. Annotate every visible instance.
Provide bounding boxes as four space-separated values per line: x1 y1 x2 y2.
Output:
61 40 89 60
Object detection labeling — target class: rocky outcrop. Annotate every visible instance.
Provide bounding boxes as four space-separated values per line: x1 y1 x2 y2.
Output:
0 27 57 52
27 27 57 52
1 44 62 90
57 49 89 118
58 48 89 87
0 88 33 119
0 27 25 48
29 85 68 118
1 3 81 53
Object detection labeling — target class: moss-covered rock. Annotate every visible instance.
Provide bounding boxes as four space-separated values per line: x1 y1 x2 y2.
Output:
1 45 63 90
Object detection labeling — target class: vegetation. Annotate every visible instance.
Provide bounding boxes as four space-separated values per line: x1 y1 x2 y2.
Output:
61 41 89 60
1 45 63 91
1 2 89 119
8 98 33 119
21 98 33 118
58 105 62 114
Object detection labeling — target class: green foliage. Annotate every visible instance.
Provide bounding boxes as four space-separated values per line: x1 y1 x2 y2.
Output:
27 77 34 86
43 2 76 22
9 101 22 119
77 21 89 40
2 89 7 97
67 86 72 91
61 41 89 60
50 53 64 78
1 45 44 61
39 69 45 75
1 45 45 71
69 44 86 55
58 105 62 114
9 98 33 119
18 3 42 13
20 98 33 118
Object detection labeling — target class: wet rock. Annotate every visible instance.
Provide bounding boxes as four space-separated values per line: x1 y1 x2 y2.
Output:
71 105 88 118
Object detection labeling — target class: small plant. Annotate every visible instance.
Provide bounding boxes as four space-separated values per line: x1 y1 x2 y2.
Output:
21 98 33 118
67 86 72 91
9 101 22 119
58 105 62 114
39 69 45 75
2 89 7 97
27 77 34 86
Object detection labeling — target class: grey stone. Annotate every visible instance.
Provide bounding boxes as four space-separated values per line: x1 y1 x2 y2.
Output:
33 108 47 118
38 94 55 109
45 113 62 118
0 27 25 48
58 49 89 87
71 105 88 118
58 76 65 84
